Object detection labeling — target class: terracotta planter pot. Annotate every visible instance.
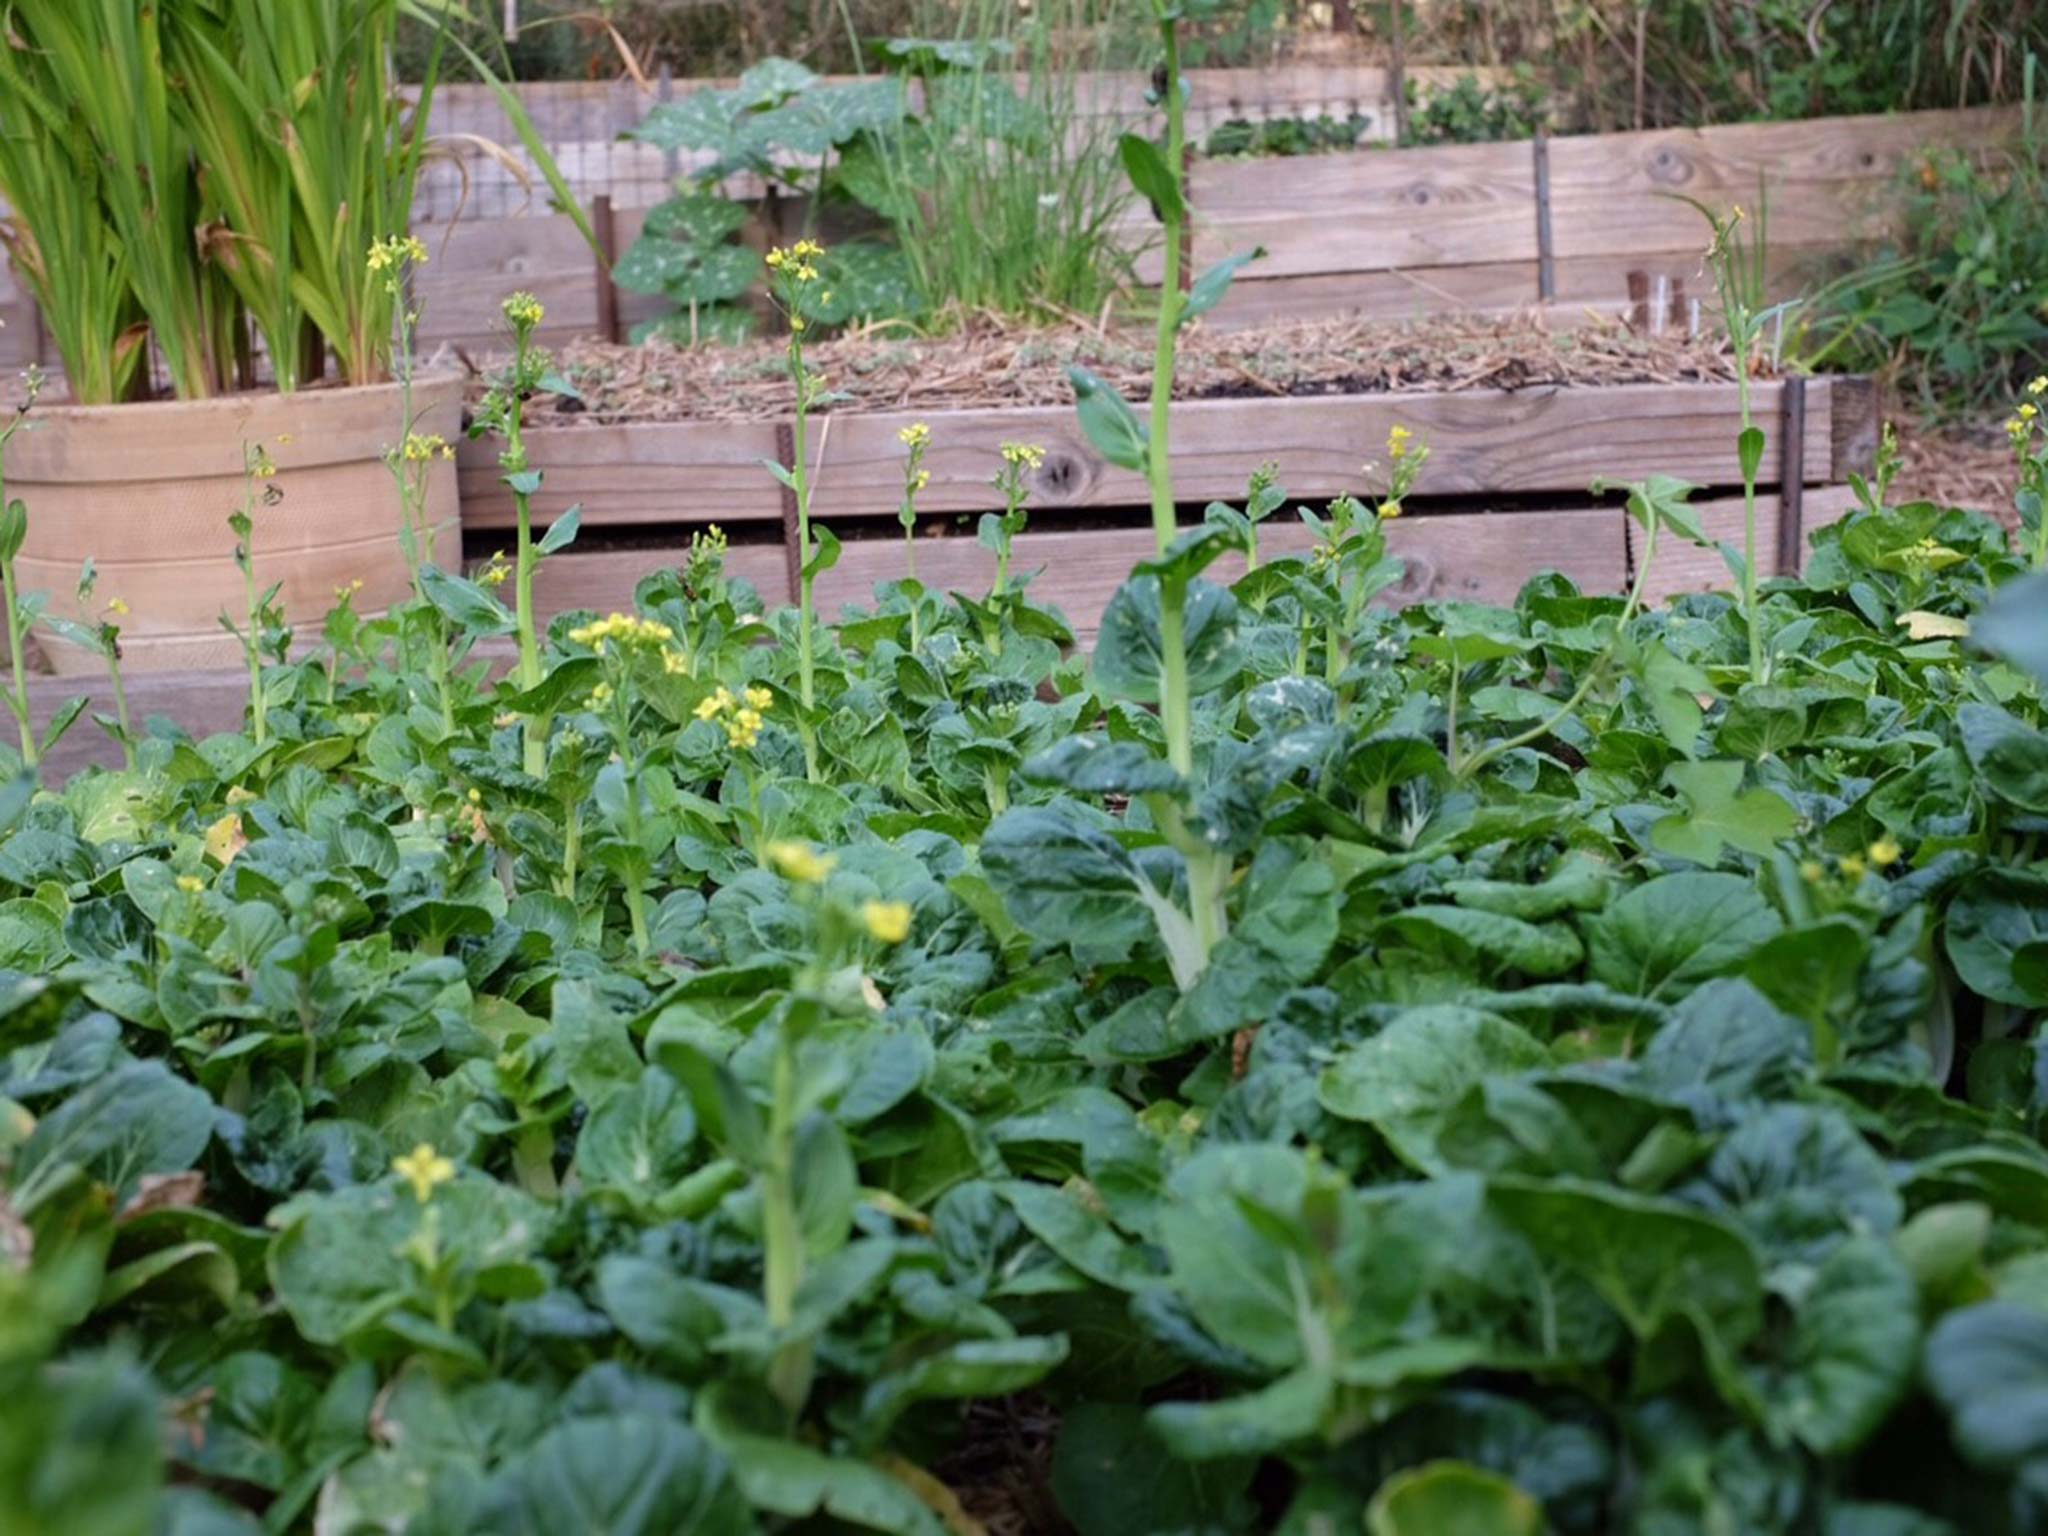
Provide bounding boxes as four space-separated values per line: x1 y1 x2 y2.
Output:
12 372 462 674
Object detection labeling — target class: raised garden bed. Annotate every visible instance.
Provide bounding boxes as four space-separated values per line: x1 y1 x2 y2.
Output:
452 315 1875 638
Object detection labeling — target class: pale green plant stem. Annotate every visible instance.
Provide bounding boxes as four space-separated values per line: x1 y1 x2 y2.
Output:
788 339 823 783
609 691 652 959
1445 662 1461 776
506 335 548 777
0 554 34 770
1142 13 1227 969
560 790 581 900
105 643 134 770
1735 341 1763 680
241 545 268 752
763 1020 812 1415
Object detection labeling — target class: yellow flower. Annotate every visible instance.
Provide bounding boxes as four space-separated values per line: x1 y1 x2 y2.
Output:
790 316 808 334
765 248 787 270
724 707 764 750
502 291 545 330
176 874 205 894
1387 424 1413 460
2022 403 2039 422
862 900 913 944
898 422 931 450
106 596 129 616
792 238 824 259
694 685 736 721
479 554 511 587
467 787 482 804
1838 853 1867 879
999 441 1046 470
662 649 689 676
744 685 774 711
1798 859 1825 884
767 840 835 884
393 1142 456 1203
402 431 451 463
912 469 931 493
2031 375 2048 396
367 234 429 274
1868 835 1903 868
1377 500 1403 520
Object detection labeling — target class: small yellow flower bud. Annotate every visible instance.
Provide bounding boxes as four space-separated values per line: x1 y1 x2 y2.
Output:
392 1142 456 1203
862 900 913 944
767 840 835 884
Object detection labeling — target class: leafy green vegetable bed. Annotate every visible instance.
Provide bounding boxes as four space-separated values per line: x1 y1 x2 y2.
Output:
10 31 2048 1536
8 425 2048 1536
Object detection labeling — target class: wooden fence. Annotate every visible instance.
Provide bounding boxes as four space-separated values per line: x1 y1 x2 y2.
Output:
0 91 2016 367
370 102 2021 356
411 65 1453 220
1178 106 2018 326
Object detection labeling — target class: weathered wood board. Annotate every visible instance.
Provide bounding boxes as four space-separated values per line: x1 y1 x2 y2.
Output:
457 377 1849 534
33 481 1855 777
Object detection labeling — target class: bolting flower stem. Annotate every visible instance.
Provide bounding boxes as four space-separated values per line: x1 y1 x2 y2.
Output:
762 1028 812 1416
504 327 548 778
788 339 822 784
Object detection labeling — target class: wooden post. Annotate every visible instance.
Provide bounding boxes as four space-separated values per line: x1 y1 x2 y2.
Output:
1388 0 1409 144
1626 270 1650 331
593 194 620 345
1777 376 1808 576
1532 129 1556 302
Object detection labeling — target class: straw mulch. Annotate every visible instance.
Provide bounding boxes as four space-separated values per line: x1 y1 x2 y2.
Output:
1890 410 2020 522
475 312 1742 426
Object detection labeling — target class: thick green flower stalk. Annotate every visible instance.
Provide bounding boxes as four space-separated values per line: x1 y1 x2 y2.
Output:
768 242 831 782
475 292 554 776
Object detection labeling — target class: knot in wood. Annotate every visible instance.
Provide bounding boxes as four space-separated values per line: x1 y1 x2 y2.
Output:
1404 182 1434 206
1647 146 1693 186
1036 449 1088 502
1389 551 1440 602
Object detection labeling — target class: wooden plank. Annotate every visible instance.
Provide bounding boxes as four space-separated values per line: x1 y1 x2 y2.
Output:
815 507 1628 638
1632 485 1858 606
791 380 1836 522
29 669 249 781
1158 137 1538 281
529 542 792 618
456 422 787 529
1201 242 1855 329
1542 108 2018 261
413 214 601 353
1170 105 2017 290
